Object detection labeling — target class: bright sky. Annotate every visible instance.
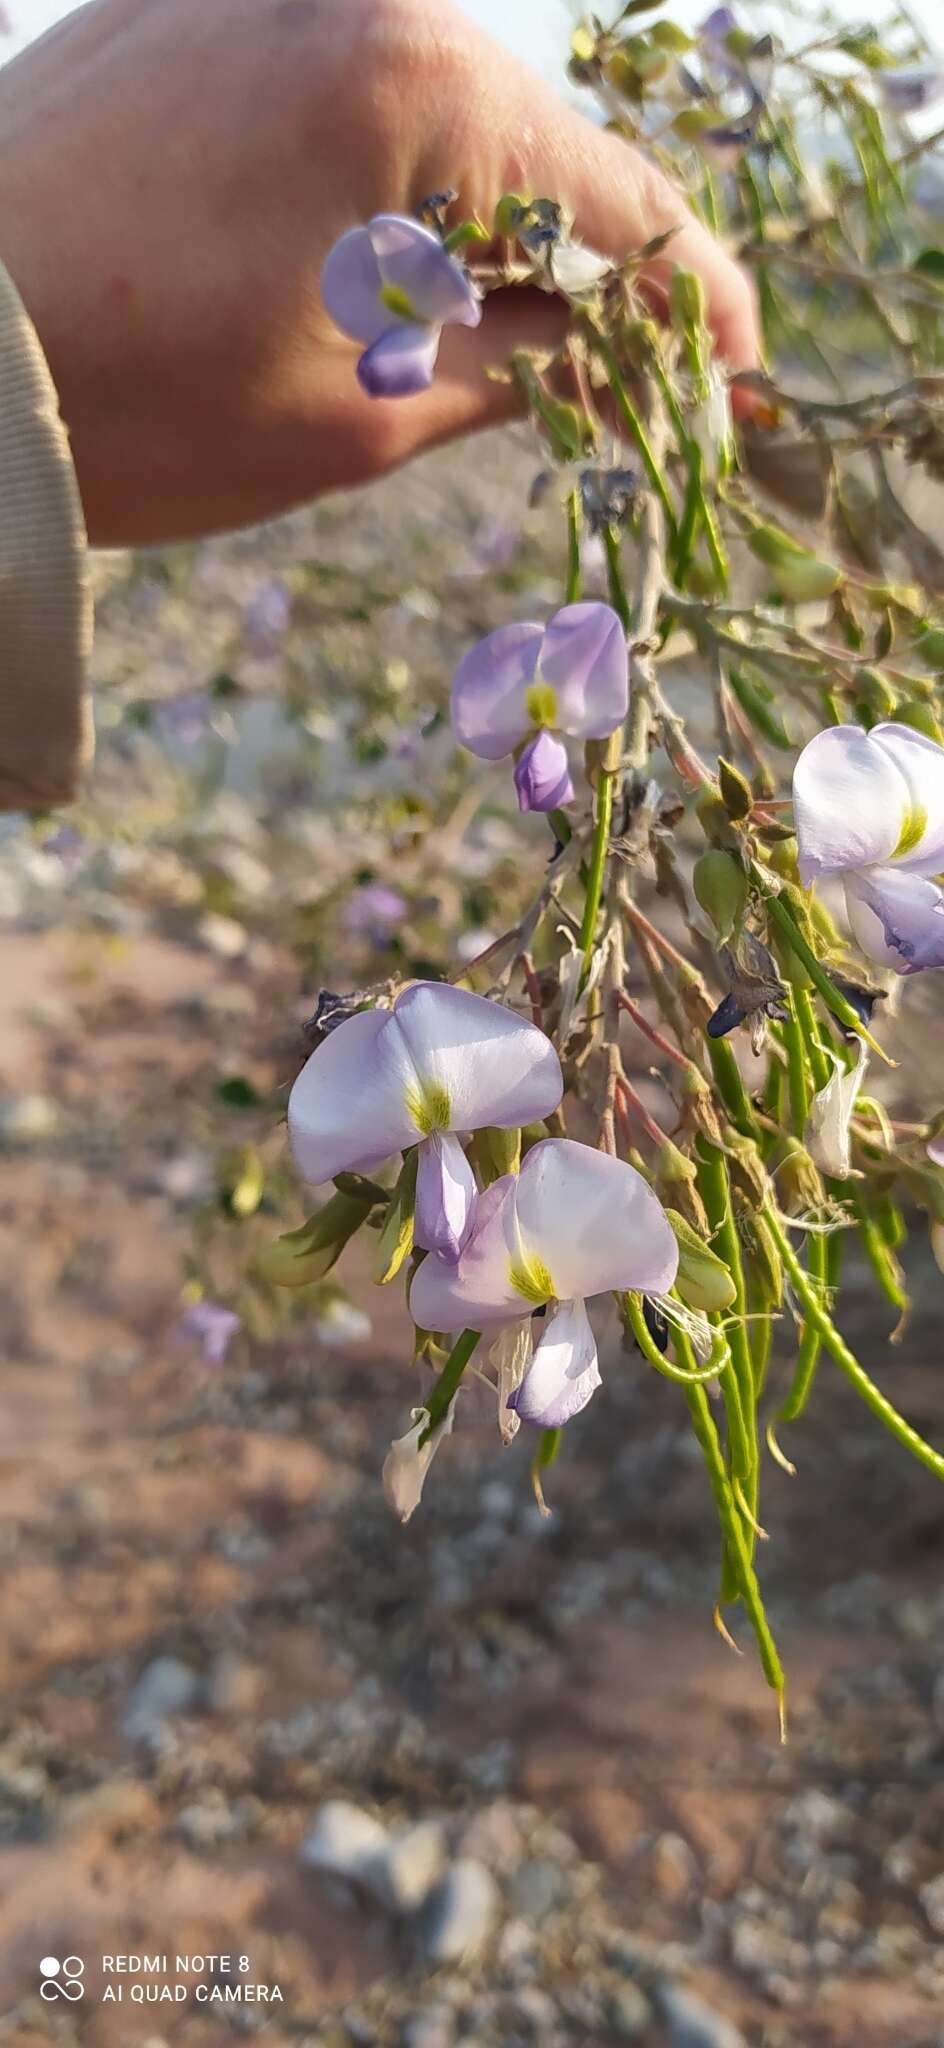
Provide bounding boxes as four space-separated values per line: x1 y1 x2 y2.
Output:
3 0 941 70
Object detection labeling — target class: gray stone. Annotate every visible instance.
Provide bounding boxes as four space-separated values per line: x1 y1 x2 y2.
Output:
402 2006 456 2048
512 1986 560 2035
606 1981 653 2039
123 1656 200 1740
658 1984 748 2048
921 1872 944 1935
506 1859 570 1921
381 1820 447 1916
300 1800 390 1898
421 1858 499 1964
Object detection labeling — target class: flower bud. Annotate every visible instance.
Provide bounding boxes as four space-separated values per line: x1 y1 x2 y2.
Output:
666 1209 737 1311
747 522 841 603
695 785 740 851
718 758 754 822
494 192 530 236
777 1137 825 1215
854 665 898 720
670 266 708 332
693 849 748 944
894 700 944 745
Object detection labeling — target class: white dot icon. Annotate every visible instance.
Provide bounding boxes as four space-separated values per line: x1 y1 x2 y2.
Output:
39 1958 60 1978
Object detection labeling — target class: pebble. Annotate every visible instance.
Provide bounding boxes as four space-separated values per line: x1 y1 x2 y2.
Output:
606 1980 653 2039
506 1859 570 1921
0 1093 58 1143
300 1800 390 1898
652 1830 698 1902
381 1821 447 1917
401 2005 456 2048
920 1872 944 1934
122 1656 201 1741
658 1984 748 2048
421 1858 499 1964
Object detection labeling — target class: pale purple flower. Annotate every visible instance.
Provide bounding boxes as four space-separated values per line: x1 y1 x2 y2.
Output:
410 1138 678 1429
881 69 944 116
344 883 408 944
698 6 743 78
177 1301 241 1366
927 1132 944 1168
513 731 575 812
288 982 563 1264
41 825 87 876
155 692 212 748
321 213 481 398
450 602 628 813
244 577 292 654
794 722 944 974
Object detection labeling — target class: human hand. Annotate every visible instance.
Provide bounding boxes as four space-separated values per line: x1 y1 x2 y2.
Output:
0 0 759 545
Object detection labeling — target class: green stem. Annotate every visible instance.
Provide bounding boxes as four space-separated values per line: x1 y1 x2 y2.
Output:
682 1372 785 1704
695 1144 758 1525
765 1210 944 1483
706 1035 756 1137
419 1327 480 1442
794 986 832 1093
593 334 678 542
759 880 892 1063
579 768 616 977
566 486 582 604
624 1293 728 1385
781 1006 811 1131
778 1228 827 1423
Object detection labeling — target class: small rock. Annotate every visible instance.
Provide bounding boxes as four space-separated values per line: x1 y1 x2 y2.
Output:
382 1821 447 1916
123 1657 201 1741
921 1872 944 1935
652 1831 698 1902
207 1653 262 1716
300 1800 390 1898
197 911 248 959
421 1859 499 1964
402 2005 456 2048
0 1093 58 1144
457 1801 523 1874
513 1986 561 2035
507 1859 570 1920
607 1980 653 2039
658 1984 748 2048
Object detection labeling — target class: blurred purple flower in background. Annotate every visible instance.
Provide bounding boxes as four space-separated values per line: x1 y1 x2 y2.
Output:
155 692 213 748
244 577 292 655
177 1301 241 1366
344 883 409 945
450 601 629 813
322 213 481 398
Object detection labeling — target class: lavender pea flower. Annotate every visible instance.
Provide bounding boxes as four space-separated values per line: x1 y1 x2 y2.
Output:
177 1301 241 1366
450 601 629 814
288 981 563 1264
321 213 481 398
793 722 944 974
410 1138 678 1429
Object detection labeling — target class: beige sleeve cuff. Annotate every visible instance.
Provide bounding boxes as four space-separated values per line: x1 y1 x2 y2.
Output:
0 257 93 811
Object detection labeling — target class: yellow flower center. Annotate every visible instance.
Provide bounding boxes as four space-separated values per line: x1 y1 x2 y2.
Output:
405 1079 451 1136
525 681 558 729
509 1248 555 1306
379 282 419 322
893 803 928 860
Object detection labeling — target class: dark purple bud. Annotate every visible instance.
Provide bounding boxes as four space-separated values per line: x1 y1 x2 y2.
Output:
513 731 575 814
642 1296 670 1353
706 991 748 1038
831 977 885 1043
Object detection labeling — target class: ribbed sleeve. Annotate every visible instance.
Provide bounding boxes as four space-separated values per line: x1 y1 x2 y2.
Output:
0 258 92 810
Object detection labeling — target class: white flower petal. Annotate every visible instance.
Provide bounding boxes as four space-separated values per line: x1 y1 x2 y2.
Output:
513 1139 679 1303
288 1007 419 1183
382 1402 456 1524
804 1043 868 1178
868 723 944 873
414 1131 477 1262
393 982 562 1133
410 1174 524 1330
510 1298 602 1427
793 725 907 883
845 868 944 974
489 1319 534 1443
549 243 611 295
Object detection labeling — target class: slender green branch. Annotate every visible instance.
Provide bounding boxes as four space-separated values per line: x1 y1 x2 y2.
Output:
419 1327 481 1443
566 486 582 605
758 877 894 1063
578 769 616 977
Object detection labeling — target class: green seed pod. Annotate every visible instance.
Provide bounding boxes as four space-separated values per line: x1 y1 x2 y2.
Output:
666 1210 737 1311
747 523 841 603
693 849 749 943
